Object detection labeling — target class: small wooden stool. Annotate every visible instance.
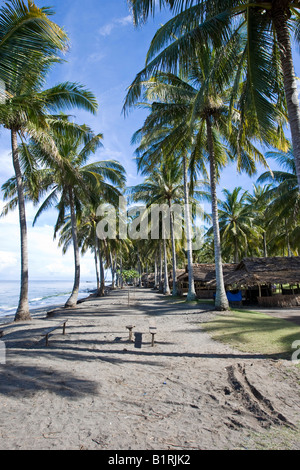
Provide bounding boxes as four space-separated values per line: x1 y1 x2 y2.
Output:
149 326 157 347
126 325 135 342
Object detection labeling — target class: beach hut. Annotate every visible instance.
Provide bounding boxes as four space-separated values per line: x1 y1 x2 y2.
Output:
141 273 155 288
217 256 300 307
177 263 238 299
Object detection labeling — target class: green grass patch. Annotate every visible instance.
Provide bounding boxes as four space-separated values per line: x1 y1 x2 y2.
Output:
202 308 300 359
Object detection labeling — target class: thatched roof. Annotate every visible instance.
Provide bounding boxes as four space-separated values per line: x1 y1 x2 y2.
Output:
169 268 186 281
221 256 300 287
177 263 237 285
141 273 155 282
178 257 300 288
142 269 185 283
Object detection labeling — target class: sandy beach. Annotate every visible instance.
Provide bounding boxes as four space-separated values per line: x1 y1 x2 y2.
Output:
0 287 299 451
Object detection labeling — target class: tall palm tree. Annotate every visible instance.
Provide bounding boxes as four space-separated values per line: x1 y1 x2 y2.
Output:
128 155 185 295
257 146 300 255
245 183 274 257
0 48 98 321
217 187 262 263
125 44 275 309
127 0 299 187
30 120 126 307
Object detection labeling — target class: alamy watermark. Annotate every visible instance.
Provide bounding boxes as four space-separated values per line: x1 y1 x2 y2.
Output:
291 340 300 364
95 196 204 250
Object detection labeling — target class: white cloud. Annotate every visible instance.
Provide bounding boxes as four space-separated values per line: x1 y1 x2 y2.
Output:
0 251 18 272
99 15 132 37
0 148 14 182
0 199 96 281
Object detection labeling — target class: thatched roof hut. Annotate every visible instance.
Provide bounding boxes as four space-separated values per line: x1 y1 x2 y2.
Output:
216 256 300 288
176 256 300 305
169 268 186 282
177 263 238 286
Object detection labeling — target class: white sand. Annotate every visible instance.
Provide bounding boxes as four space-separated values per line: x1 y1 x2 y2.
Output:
0 288 299 450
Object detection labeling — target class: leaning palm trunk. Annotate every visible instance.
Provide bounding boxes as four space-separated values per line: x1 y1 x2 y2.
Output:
206 117 229 311
11 129 31 321
65 188 80 307
273 9 300 190
182 155 196 301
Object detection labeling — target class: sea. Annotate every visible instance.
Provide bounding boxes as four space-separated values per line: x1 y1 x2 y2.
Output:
0 280 98 323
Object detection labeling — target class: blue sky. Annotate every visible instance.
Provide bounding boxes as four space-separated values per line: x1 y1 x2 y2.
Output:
0 0 299 281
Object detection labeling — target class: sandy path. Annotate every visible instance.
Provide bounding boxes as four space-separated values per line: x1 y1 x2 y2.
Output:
0 288 299 450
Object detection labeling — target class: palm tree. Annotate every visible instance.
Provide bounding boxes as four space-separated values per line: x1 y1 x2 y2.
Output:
128 154 185 295
0 46 98 321
125 44 276 309
30 120 126 307
127 0 300 187
245 183 274 257
0 0 68 84
216 187 262 263
257 146 300 255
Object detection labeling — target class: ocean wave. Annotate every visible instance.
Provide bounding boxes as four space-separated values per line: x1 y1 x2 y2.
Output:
0 305 15 312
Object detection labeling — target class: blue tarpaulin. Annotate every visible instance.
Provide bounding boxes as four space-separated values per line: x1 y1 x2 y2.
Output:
226 290 242 302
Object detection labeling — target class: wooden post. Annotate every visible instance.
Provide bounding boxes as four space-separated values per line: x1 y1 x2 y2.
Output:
149 327 157 347
258 284 262 298
126 325 135 341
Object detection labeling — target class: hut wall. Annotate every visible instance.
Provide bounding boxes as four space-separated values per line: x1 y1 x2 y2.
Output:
258 294 300 308
195 288 215 299
177 281 188 296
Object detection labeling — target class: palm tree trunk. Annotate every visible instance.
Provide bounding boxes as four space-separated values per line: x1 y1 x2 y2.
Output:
263 232 268 258
272 5 300 189
109 251 115 289
206 117 229 311
97 241 105 296
234 238 239 264
65 188 80 307
169 199 177 296
94 231 100 291
120 255 124 288
163 227 170 295
159 240 163 292
154 252 158 289
11 129 31 321
137 250 142 287
94 248 100 291
182 154 196 300
285 218 291 256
